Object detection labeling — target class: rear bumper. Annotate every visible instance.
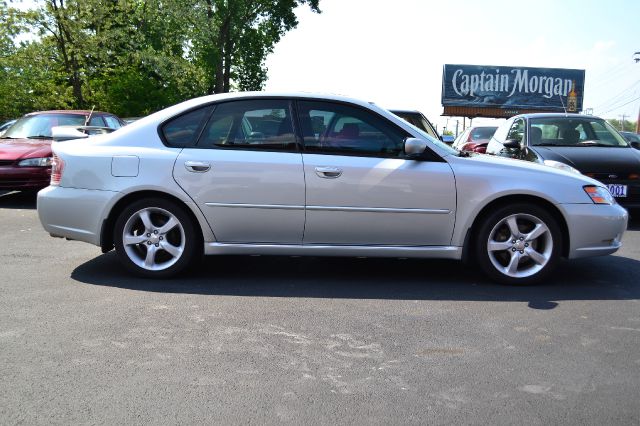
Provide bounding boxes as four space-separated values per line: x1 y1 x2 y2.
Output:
37 186 119 246
0 166 51 189
560 203 628 259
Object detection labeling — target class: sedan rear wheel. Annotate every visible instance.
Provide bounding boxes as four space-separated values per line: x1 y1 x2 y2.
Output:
114 198 200 278
476 204 562 285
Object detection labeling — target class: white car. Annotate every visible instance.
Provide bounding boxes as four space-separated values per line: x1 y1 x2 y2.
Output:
37 92 628 285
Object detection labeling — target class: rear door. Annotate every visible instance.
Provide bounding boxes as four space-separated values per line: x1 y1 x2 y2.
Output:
171 99 305 243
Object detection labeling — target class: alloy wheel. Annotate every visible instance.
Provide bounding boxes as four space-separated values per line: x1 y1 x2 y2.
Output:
121 207 186 271
486 213 553 279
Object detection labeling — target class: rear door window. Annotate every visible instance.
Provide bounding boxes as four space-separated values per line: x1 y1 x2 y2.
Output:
197 100 297 151
161 106 213 147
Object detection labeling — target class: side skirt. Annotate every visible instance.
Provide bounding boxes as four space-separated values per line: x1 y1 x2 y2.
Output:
204 243 463 259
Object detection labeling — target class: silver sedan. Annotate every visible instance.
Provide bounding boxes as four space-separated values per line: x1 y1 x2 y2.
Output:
37 92 628 285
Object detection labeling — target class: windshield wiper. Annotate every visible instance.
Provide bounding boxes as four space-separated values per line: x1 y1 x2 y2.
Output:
26 135 51 139
576 140 618 147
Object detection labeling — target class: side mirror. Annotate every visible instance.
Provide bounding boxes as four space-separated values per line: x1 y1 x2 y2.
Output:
631 141 640 150
404 137 428 158
503 139 521 149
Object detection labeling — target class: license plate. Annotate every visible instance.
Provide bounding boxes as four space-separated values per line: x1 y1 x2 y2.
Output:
607 184 627 198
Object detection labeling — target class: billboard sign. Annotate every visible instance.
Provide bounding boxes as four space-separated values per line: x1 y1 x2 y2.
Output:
442 64 585 112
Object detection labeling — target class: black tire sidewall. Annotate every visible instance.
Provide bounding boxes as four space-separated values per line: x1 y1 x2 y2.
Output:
475 203 562 285
113 198 200 278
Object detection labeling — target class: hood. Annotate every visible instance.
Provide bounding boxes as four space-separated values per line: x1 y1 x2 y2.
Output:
462 151 602 184
532 146 640 174
0 138 53 161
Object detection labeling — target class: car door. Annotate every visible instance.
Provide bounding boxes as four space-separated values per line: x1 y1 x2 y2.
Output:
171 99 305 243
296 100 456 246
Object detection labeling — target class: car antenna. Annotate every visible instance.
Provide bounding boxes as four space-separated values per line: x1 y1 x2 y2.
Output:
84 105 96 126
558 94 567 116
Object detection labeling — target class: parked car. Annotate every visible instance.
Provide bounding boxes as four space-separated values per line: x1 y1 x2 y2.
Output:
452 126 498 153
0 110 124 191
620 131 640 148
441 134 455 144
0 119 16 137
38 93 627 285
486 113 640 209
123 117 142 125
389 110 440 140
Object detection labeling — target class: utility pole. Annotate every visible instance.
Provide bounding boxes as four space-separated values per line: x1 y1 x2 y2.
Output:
619 114 628 131
635 52 640 133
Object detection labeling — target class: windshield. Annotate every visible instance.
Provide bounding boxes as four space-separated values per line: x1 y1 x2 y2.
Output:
3 113 87 139
529 117 629 147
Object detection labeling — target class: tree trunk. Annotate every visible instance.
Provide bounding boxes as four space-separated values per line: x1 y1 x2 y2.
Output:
215 16 231 93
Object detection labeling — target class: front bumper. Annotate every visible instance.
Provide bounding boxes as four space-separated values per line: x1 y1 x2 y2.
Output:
560 203 628 259
0 165 51 190
37 186 119 246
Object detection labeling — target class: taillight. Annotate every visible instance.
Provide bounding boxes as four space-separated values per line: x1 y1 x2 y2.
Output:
50 153 64 186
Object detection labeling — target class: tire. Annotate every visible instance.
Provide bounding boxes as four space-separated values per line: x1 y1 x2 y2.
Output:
475 203 562 285
113 198 201 278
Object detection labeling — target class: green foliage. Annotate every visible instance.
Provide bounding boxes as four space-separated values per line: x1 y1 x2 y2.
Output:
607 119 637 132
0 0 320 120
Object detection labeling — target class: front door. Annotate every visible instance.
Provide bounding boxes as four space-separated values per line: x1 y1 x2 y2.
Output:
296 100 457 246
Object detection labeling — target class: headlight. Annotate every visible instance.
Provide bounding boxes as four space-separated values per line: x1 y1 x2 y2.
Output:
543 160 581 174
584 185 615 205
18 157 53 167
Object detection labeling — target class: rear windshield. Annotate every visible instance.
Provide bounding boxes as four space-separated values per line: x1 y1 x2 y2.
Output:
470 127 497 140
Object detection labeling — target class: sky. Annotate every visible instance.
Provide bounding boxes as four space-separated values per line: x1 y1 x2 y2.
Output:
265 0 640 132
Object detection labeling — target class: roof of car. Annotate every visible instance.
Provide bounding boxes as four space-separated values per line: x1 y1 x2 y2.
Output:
514 113 600 119
25 110 114 116
388 109 421 114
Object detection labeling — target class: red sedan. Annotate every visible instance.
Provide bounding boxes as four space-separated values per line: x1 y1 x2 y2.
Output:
0 110 124 191
452 126 498 154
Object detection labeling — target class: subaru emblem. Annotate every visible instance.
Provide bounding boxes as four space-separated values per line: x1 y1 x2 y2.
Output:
608 174 618 179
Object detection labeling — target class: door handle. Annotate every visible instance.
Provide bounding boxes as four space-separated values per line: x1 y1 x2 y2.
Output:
184 161 211 173
315 166 343 179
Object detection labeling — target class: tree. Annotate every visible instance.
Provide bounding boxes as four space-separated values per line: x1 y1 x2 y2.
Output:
607 118 637 132
0 0 322 118
191 0 321 93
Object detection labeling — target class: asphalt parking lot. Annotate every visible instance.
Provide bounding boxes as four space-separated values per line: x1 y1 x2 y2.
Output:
0 190 639 425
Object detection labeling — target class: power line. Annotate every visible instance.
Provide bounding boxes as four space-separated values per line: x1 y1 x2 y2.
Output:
588 61 629 85
599 95 640 116
589 62 636 91
597 89 640 114
593 80 640 111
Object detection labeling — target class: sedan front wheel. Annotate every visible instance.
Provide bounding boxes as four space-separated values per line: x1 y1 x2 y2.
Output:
476 203 562 285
